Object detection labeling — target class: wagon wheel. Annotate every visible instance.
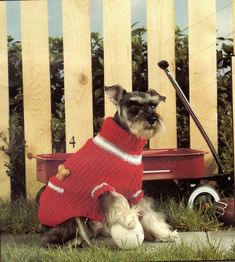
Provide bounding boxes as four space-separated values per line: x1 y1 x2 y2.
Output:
36 185 46 205
187 185 220 209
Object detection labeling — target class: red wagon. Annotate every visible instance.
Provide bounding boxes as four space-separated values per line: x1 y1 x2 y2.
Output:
34 147 220 208
33 60 233 207
35 148 206 184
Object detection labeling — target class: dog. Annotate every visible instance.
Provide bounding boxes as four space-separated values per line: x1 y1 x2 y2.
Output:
38 84 178 247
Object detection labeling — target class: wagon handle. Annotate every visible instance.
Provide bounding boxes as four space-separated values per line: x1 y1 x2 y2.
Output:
27 153 34 159
158 60 225 173
27 153 45 160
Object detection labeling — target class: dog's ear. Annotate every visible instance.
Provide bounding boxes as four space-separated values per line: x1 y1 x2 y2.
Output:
105 85 127 105
147 89 166 104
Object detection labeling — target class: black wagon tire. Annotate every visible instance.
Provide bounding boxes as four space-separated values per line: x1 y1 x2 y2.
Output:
36 185 46 205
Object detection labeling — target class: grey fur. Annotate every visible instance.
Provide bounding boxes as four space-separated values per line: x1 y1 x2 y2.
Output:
39 85 178 247
105 85 165 139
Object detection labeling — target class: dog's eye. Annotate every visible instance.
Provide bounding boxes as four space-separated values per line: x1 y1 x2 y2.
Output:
150 104 157 109
129 103 138 109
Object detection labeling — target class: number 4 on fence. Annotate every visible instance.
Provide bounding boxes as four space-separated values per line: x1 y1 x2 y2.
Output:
69 136 76 148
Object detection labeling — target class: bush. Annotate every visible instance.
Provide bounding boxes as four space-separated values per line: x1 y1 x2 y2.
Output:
217 38 233 173
1 28 234 199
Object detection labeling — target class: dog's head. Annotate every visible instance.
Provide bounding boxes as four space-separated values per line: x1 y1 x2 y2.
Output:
105 85 165 140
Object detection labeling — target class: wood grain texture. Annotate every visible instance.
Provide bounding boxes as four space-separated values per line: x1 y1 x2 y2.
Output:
0 2 10 199
233 0 235 50
188 0 217 174
21 0 52 197
232 57 235 176
233 3 235 180
146 0 176 149
62 0 93 152
103 0 132 117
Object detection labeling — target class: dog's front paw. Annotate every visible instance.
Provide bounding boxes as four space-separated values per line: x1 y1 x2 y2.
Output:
65 237 82 248
119 209 139 229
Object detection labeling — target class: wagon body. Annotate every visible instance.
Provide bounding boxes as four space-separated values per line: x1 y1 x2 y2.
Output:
35 148 207 184
34 61 229 207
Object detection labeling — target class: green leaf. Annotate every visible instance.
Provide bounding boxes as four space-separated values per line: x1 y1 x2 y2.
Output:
222 43 233 55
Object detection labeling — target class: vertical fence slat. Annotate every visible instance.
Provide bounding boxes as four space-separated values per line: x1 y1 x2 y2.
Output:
188 0 217 174
232 57 235 180
0 2 10 199
103 0 132 117
62 0 93 152
230 1 235 198
233 0 235 50
21 1 52 197
147 0 176 149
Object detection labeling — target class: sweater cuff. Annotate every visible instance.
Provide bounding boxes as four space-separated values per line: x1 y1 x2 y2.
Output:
91 183 115 200
129 189 144 206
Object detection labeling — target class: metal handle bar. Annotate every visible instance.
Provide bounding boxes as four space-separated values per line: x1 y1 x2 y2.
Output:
158 60 225 173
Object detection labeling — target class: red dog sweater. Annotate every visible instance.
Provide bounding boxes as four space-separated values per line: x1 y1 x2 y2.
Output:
38 117 146 226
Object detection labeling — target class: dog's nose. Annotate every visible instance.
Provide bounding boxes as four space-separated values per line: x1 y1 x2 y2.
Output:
147 116 157 125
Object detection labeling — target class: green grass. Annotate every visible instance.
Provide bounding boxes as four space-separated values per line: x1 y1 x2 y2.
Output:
0 197 226 234
0 198 41 234
164 198 223 231
2 240 235 261
1 198 234 261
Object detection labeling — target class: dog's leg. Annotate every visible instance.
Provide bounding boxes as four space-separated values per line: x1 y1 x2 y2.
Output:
41 218 77 247
136 197 179 242
74 218 92 246
66 219 105 248
40 218 93 247
99 191 139 231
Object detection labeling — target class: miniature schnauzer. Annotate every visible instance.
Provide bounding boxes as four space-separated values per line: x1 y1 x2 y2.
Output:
39 84 178 247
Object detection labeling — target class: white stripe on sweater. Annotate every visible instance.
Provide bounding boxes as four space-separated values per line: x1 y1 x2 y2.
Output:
91 182 115 198
48 181 64 194
93 135 142 165
131 189 142 199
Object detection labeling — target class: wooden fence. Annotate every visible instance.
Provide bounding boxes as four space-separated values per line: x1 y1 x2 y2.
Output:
0 0 234 199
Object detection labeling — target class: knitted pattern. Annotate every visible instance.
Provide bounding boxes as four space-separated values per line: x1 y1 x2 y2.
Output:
38 117 146 226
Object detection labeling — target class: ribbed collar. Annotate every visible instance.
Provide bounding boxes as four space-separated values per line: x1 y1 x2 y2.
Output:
97 117 146 155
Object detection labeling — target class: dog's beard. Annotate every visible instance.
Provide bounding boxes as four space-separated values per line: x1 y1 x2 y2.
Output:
127 117 165 140
117 108 164 140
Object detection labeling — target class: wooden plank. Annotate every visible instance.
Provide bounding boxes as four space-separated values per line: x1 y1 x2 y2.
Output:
188 0 217 174
103 0 132 117
233 0 235 49
232 1 235 183
146 0 176 148
62 0 93 152
21 0 52 197
0 1 10 199
232 57 235 179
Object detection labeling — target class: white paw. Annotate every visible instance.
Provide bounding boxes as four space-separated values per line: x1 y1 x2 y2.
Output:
119 209 139 229
65 237 82 248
